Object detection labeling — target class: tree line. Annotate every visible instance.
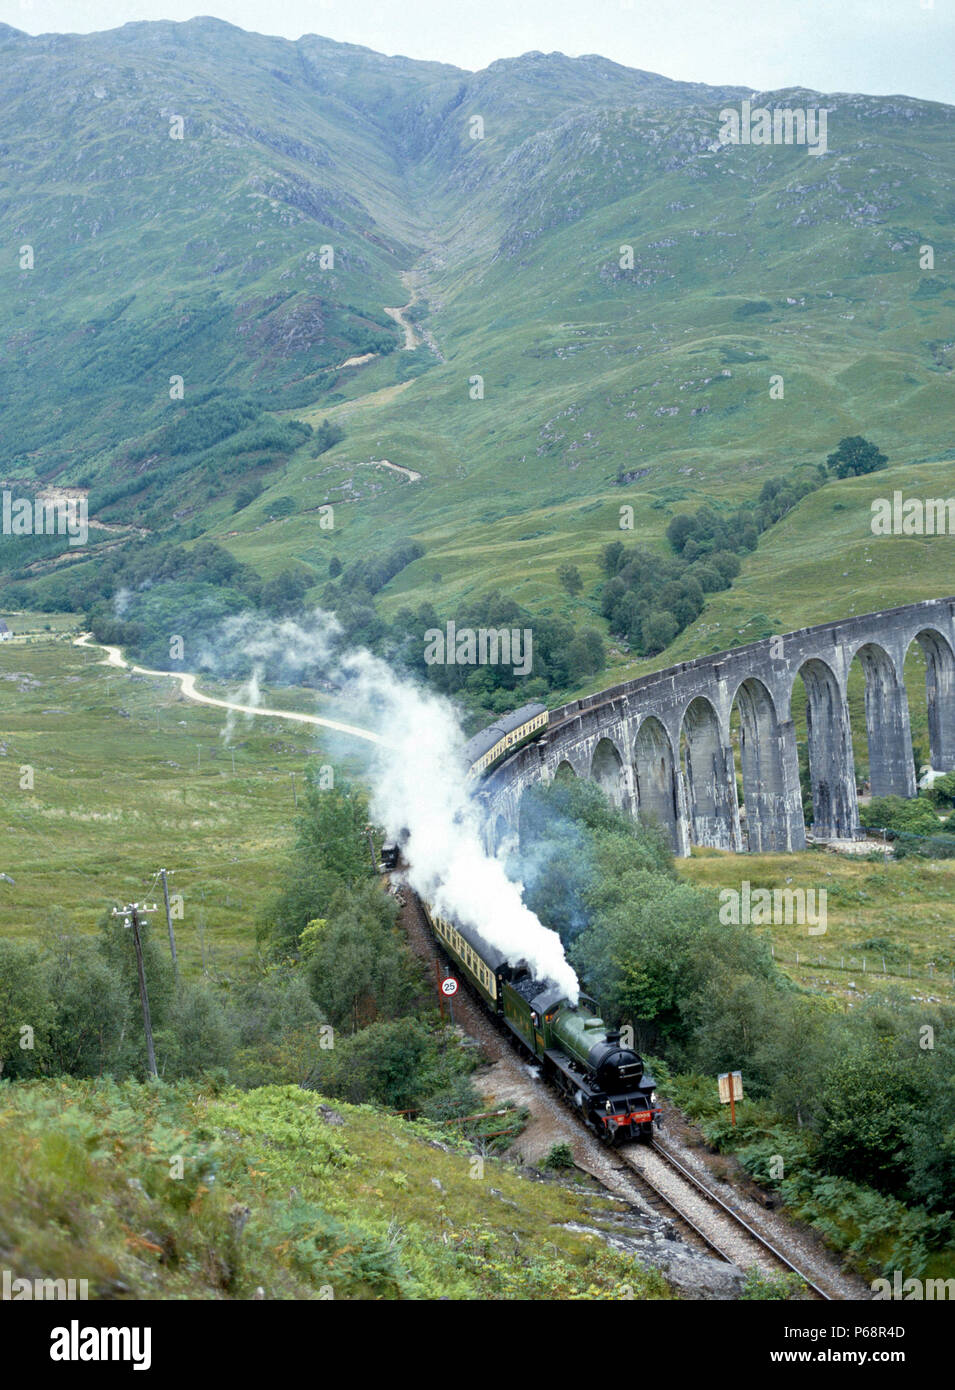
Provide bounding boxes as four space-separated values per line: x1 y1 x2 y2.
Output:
0 776 479 1121
599 462 828 656
515 777 954 1269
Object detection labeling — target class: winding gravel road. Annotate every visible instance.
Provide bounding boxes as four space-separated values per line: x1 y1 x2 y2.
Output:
73 633 382 745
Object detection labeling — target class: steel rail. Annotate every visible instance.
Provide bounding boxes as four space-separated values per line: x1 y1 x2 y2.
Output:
646 1137 832 1299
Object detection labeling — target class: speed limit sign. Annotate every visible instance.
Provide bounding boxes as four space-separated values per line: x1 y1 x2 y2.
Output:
441 976 458 997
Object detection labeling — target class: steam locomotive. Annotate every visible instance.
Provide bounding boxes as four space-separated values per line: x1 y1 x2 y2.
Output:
381 841 660 1144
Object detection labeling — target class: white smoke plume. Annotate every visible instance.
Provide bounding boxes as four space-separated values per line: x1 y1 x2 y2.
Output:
219 612 342 671
338 645 580 1002
218 665 264 744
204 608 579 1001
202 612 339 744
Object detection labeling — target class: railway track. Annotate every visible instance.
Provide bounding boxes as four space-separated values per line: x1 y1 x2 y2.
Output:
484 730 842 1297
616 1137 833 1298
405 888 841 1299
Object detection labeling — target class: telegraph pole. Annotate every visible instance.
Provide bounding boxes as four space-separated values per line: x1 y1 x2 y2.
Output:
113 902 159 1079
159 868 178 980
198 887 208 972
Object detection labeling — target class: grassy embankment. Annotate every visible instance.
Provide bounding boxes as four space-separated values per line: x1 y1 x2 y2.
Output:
0 1077 670 1300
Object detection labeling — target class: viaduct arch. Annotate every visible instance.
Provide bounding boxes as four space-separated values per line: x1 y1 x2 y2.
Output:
479 598 955 857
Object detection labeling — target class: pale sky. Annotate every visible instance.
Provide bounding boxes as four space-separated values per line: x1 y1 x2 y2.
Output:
1 0 952 104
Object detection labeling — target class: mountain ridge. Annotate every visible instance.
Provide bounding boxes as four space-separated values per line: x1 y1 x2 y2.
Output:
1 18 953 678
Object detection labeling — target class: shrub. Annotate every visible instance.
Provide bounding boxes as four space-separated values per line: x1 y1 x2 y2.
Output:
542 1142 575 1170
859 795 940 837
304 882 423 1033
740 1269 807 1300
308 1018 473 1110
0 942 54 1077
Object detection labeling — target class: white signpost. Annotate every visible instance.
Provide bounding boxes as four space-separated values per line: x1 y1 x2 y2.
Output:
718 1070 744 1126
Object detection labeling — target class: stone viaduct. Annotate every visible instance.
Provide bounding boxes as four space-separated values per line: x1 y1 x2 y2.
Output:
479 597 955 857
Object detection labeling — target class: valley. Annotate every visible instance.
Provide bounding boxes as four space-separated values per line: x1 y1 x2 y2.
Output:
1 12 955 1316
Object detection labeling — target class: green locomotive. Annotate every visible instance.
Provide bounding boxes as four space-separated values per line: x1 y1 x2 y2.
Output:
381 692 660 1145
419 896 660 1144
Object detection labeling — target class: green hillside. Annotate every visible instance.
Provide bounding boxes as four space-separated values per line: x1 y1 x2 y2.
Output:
0 1077 669 1299
2 17 953 675
4 23 955 1311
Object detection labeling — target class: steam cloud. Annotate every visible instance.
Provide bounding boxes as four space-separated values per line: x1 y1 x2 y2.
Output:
338 645 580 1001
201 609 579 1001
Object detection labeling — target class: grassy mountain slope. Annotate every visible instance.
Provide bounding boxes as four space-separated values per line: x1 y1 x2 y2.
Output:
0 18 422 473
0 1076 669 1299
1 19 953 674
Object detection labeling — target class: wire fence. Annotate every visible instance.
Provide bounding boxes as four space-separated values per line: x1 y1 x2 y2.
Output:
770 941 955 989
